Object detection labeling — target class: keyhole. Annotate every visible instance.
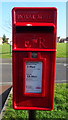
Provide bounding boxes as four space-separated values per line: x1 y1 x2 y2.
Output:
32 52 38 58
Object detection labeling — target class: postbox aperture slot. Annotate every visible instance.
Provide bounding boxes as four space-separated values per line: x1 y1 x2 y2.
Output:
16 26 54 33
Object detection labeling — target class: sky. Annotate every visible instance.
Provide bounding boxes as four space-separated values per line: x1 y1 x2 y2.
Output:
0 1 67 40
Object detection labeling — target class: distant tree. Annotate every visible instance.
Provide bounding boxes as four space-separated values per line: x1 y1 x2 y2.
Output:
2 34 7 43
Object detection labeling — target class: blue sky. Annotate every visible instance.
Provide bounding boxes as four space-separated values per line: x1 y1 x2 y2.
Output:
0 2 66 40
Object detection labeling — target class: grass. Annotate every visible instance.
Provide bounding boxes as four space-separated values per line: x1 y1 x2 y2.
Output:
0 43 68 58
0 43 12 58
56 43 68 58
2 83 68 120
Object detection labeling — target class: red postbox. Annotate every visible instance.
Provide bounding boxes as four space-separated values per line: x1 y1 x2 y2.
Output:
12 7 57 110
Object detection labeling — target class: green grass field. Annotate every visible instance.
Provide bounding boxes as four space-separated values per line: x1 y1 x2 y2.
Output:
0 43 68 58
0 43 12 58
2 83 68 120
57 43 68 58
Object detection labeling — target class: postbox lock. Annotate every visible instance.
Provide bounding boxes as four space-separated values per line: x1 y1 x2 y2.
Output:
32 52 38 58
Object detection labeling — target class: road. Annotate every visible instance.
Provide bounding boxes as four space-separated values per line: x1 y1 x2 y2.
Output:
0 61 12 113
56 63 67 83
0 62 67 84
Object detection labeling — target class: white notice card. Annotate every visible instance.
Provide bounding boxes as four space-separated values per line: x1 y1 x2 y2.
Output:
25 62 42 93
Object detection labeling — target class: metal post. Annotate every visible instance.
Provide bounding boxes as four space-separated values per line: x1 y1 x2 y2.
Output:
10 41 12 56
29 110 36 120
10 44 11 55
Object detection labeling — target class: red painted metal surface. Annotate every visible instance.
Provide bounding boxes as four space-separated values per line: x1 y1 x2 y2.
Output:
12 7 57 110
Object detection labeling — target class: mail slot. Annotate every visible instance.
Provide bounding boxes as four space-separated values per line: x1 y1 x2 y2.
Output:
12 7 57 110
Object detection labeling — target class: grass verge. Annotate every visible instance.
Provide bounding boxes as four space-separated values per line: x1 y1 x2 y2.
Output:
56 43 68 58
2 83 68 120
0 43 12 58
